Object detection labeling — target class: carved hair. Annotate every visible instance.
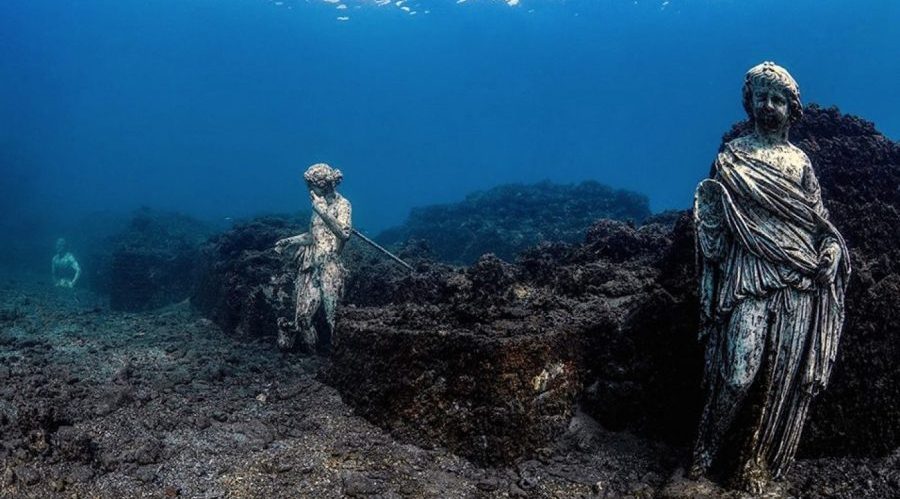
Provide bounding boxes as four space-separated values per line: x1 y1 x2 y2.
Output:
741 61 803 125
303 163 343 189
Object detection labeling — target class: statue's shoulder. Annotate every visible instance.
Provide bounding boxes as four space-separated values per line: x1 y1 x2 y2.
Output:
714 136 756 171
724 134 757 153
333 193 352 217
786 141 812 166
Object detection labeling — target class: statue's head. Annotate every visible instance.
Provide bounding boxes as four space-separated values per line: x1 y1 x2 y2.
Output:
742 62 802 135
303 163 343 195
55 238 67 254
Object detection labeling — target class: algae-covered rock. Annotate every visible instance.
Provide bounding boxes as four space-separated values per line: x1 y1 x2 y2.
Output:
192 215 304 338
88 208 215 312
329 307 589 465
376 181 651 264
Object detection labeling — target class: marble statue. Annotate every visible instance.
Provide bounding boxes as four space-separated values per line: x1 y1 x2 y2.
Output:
274 163 352 352
52 238 81 288
689 62 850 492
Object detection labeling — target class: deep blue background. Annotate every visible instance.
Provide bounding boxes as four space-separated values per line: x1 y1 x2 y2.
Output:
2 0 898 237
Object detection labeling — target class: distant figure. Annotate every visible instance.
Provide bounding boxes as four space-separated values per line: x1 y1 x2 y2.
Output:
52 238 82 288
274 163 352 352
691 62 849 493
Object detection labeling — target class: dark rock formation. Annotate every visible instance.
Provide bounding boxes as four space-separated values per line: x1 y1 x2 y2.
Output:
376 181 651 264
83 209 215 312
329 227 677 465
330 306 588 465
192 215 305 338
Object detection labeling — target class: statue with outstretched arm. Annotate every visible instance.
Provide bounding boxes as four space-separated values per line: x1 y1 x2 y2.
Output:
274 163 352 352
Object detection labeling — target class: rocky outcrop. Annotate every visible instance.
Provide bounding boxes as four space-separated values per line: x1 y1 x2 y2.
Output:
329 226 684 464
376 181 651 264
86 209 215 312
330 305 588 465
192 216 304 338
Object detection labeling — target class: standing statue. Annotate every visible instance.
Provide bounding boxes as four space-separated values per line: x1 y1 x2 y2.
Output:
274 163 352 352
52 238 82 288
690 62 850 492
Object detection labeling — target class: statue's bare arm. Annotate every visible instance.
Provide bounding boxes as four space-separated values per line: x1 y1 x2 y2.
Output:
69 256 81 286
311 197 352 242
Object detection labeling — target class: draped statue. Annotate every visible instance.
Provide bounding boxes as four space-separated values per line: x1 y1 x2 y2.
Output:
689 62 850 493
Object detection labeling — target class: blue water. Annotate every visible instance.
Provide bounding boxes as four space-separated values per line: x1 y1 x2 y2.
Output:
2 0 898 237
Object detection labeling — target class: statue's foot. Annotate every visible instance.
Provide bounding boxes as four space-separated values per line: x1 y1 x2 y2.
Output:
732 460 771 495
687 463 706 481
687 450 712 480
659 468 723 499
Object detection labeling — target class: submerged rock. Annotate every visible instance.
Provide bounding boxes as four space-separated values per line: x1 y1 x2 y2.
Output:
192 215 304 338
329 310 587 464
376 180 651 264
82 208 215 312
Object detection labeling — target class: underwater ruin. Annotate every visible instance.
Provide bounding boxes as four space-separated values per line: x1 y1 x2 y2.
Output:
1 1 898 498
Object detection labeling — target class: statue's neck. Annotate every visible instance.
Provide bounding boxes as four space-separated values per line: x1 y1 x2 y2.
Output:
753 124 790 145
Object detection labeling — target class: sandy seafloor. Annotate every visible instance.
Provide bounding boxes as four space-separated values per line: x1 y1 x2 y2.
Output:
0 273 897 498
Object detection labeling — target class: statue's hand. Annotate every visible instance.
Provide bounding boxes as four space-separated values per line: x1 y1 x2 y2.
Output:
816 243 840 285
274 237 294 254
275 234 313 256
309 190 327 213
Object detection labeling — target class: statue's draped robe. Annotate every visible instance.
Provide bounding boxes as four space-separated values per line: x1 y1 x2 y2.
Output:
295 194 352 348
695 140 850 478
274 194 352 351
